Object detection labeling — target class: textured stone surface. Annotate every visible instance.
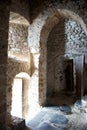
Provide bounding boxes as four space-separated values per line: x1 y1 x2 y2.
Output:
1 0 87 129
0 1 10 127
7 21 31 117
47 19 87 95
28 0 87 105
82 95 87 106
65 19 87 54
7 58 30 114
74 100 85 113
60 105 71 114
26 104 87 130
27 106 68 130
74 100 83 109
8 23 29 61
37 122 58 130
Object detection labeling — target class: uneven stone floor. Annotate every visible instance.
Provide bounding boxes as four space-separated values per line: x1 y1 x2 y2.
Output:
25 103 87 130
23 94 87 130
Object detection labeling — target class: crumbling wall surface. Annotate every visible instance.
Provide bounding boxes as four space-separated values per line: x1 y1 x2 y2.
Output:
0 0 30 129
28 0 87 105
0 1 10 129
47 19 87 95
8 23 29 61
7 22 30 116
7 58 30 115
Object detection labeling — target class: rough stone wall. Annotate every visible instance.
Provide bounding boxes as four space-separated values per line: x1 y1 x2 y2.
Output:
47 20 66 95
65 19 87 93
0 1 10 129
65 19 87 54
8 23 29 61
47 19 87 95
30 0 87 24
0 0 30 129
7 23 31 116
7 58 30 115
3 0 87 125
28 0 87 106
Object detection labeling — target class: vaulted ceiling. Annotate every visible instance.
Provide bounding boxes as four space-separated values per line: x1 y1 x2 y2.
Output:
9 12 29 25
9 0 87 24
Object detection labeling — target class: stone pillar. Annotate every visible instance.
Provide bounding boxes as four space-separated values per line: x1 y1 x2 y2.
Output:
0 1 10 129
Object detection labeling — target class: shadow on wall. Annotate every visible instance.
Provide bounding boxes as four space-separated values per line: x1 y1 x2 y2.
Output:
47 19 66 96
39 15 86 106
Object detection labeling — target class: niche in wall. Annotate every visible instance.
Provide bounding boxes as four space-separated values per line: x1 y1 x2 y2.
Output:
8 12 29 61
46 18 87 104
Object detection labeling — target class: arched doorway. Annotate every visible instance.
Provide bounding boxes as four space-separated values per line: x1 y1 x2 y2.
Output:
39 9 87 106
46 18 86 105
7 10 30 119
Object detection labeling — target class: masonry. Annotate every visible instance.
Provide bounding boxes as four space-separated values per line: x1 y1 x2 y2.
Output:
0 0 87 129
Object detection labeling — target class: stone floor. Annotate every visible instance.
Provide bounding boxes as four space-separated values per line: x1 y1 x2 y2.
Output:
25 95 87 130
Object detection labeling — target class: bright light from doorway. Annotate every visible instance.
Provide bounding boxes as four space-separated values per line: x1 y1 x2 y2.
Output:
11 78 22 118
11 72 41 120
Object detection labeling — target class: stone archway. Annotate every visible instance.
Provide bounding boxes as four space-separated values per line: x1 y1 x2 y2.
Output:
7 6 30 117
40 9 87 105
28 7 87 106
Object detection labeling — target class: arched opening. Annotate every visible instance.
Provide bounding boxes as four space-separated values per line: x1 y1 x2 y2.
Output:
7 11 31 120
8 11 41 120
39 9 87 106
8 11 29 61
46 18 86 105
11 72 30 119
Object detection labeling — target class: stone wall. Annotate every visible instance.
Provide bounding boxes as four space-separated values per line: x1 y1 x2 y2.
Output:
7 58 30 115
7 21 40 120
28 0 87 106
0 0 29 129
0 1 10 129
30 0 87 24
8 23 29 61
47 20 66 95
47 19 87 95
7 23 30 116
65 19 87 54
0 0 87 128
65 19 87 93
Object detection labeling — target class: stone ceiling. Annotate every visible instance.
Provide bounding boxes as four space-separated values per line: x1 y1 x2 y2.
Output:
9 0 87 24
